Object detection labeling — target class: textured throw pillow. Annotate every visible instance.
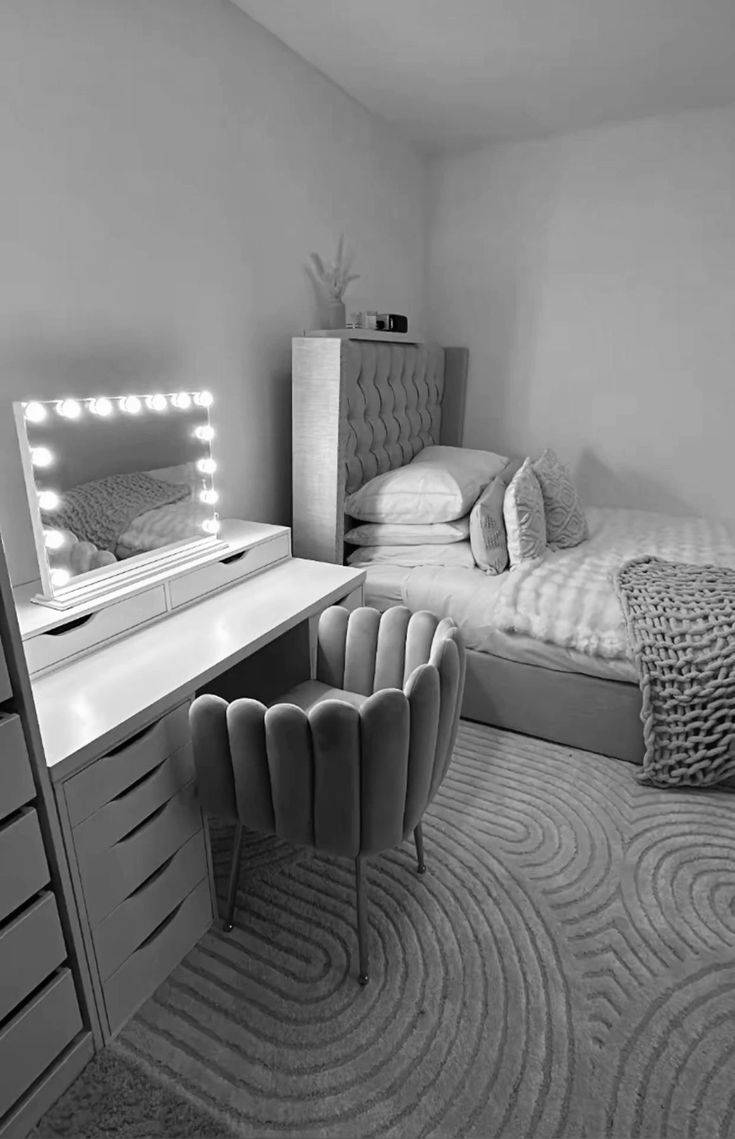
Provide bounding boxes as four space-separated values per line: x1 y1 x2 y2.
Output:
344 517 469 546
469 477 509 574
532 449 588 549
503 459 547 569
344 445 508 524
346 541 476 569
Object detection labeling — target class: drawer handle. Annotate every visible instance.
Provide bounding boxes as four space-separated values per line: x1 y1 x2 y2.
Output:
139 898 184 949
106 718 162 757
117 798 169 844
129 849 177 897
46 614 96 636
220 550 248 566
111 757 168 803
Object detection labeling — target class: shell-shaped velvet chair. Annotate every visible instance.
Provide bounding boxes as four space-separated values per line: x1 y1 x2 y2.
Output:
190 605 466 984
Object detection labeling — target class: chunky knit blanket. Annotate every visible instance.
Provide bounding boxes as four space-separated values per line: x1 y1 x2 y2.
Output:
613 556 735 787
43 472 190 554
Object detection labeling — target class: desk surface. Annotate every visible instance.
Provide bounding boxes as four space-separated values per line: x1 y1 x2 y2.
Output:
33 558 364 780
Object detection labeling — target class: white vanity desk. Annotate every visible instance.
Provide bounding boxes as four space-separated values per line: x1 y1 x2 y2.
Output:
17 532 364 1046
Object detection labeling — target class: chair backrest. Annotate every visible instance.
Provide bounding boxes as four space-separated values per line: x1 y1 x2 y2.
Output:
190 606 466 860
316 606 466 842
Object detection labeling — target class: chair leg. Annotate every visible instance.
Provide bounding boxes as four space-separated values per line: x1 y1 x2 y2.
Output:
414 821 426 874
355 855 370 985
223 822 245 932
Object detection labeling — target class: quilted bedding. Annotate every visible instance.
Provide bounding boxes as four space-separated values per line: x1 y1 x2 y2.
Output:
402 507 735 663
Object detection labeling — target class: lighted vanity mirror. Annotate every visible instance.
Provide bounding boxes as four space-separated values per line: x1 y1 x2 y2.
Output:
14 392 224 608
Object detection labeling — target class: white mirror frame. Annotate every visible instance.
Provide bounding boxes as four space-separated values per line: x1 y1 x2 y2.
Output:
14 391 227 610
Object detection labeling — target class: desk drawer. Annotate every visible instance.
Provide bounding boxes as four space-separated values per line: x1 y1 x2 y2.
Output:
0 809 49 924
0 969 82 1121
24 585 166 677
104 878 211 1033
93 831 209 981
0 714 35 822
167 532 290 609
0 644 10 704
65 703 190 826
82 782 203 927
74 744 194 862
0 892 66 1022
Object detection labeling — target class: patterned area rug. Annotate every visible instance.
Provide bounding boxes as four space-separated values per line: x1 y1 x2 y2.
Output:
44 723 735 1138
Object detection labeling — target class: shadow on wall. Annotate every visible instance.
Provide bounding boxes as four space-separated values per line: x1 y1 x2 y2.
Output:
0 333 183 586
576 449 695 517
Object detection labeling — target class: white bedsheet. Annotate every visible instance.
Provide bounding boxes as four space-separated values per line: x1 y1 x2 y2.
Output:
362 564 637 681
401 506 735 665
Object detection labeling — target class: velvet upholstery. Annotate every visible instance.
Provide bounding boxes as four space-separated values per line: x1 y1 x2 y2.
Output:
190 606 466 980
192 606 465 857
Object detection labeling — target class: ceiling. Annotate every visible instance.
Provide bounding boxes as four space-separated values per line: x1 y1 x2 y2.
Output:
231 0 735 153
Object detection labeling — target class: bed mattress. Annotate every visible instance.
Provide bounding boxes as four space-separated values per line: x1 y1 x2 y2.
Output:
362 564 637 683
362 506 735 686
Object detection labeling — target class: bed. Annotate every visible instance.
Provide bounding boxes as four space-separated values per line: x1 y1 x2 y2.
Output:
291 334 734 765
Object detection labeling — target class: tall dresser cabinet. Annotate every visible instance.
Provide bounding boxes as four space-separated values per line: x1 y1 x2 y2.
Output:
0 533 93 1138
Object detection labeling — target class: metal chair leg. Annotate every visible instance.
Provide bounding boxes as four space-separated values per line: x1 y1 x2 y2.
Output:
223 822 245 932
355 855 370 985
414 821 426 874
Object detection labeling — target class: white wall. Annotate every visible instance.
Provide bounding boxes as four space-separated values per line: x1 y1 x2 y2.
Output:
0 0 428 585
428 104 735 522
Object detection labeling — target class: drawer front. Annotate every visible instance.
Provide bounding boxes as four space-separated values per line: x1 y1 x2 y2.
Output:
82 782 203 927
0 809 49 924
0 714 35 823
94 831 209 981
0 892 66 1023
65 702 190 827
0 968 82 1121
24 585 167 676
74 743 194 862
167 532 291 610
104 878 212 1033
0 644 10 704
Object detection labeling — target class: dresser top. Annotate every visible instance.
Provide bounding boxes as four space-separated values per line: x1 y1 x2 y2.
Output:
32 557 364 780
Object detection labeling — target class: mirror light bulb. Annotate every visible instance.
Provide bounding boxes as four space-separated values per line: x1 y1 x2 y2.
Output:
145 394 167 411
90 397 113 417
31 447 54 468
38 490 60 511
24 402 47 424
172 392 192 409
44 529 65 550
200 489 218 505
194 391 213 408
202 518 220 535
56 399 81 419
197 458 216 475
195 425 215 442
120 396 141 414
50 568 71 587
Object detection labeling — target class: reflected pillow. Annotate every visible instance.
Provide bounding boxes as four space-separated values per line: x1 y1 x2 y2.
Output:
344 517 469 546
503 459 546 569
347 541 476 569
532 449 588 549
469 478 508 574
344 445 508 524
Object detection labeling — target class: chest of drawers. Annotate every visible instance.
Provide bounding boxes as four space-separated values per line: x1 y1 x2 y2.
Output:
56 702 214 1039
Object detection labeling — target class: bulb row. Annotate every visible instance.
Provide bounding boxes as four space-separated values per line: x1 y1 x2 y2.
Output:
24 391 213 423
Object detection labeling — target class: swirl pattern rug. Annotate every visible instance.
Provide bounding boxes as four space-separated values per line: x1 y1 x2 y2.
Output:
109 723 735 1138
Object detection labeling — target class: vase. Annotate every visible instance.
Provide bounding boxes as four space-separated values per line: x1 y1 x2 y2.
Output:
322 299 346 330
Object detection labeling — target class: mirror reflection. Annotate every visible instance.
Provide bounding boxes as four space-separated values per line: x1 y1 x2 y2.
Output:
17 392 219 594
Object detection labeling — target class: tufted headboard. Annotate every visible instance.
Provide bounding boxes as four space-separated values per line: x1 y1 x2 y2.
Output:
291 335 468 563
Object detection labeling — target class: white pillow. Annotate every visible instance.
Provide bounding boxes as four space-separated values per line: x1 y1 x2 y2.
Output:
344 445 508 524
344 517 470 546
347 541 476 569
503 459 547 569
